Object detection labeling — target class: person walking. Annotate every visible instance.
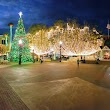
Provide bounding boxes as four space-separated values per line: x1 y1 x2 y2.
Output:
77 58 80 67
40 56 43 64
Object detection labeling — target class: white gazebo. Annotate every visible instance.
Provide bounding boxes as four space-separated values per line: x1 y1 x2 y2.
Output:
100 46 110 59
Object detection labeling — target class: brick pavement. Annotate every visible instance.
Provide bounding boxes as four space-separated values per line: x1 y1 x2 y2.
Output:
0 77 29 110
0 61 110 110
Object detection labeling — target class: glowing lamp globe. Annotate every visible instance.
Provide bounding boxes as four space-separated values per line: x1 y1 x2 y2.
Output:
59 41 62 45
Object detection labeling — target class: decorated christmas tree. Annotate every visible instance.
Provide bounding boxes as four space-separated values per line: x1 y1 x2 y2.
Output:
9 12 32 62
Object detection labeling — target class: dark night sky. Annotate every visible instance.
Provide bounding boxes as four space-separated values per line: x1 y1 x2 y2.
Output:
0 0 110 34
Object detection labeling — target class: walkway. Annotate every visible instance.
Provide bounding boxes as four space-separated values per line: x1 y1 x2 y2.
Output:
0 61 110 110
0 76 29 110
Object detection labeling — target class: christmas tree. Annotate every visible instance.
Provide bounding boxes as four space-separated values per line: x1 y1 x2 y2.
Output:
9 12 32 62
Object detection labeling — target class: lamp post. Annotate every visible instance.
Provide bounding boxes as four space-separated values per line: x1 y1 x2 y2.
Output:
18 39 23 65
50 48 54 61
31 46 35 63
33 49 35 63
59 41 62 62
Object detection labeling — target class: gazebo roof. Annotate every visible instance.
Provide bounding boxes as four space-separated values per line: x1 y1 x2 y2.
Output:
102 46 110 50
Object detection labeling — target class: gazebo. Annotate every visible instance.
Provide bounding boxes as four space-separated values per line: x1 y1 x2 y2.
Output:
100 46 110 59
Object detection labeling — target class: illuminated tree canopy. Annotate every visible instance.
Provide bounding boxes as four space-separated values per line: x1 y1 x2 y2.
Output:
49 26 102 55
27 20 103 56
27 24 50 55
0 44 7 55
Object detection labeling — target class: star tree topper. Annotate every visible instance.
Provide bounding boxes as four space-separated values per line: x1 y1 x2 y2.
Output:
18 11 23 18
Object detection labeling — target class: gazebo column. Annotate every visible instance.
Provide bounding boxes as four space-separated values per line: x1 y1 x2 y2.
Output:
53 52 56 60
100 49 103 60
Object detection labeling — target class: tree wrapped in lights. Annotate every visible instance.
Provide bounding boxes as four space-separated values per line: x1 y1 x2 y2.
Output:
27 20 102 56
9 12 32 62
48 22 102 56
27 24 50 55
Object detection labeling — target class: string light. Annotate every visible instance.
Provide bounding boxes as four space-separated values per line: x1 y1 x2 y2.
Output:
27 22 102 56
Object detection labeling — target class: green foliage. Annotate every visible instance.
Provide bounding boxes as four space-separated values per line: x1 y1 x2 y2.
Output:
28 23 46 35
9 17 33 62
104 39 110 48
53 19 64 27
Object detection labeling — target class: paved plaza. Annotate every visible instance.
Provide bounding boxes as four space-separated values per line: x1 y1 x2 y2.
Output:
0 60 110 110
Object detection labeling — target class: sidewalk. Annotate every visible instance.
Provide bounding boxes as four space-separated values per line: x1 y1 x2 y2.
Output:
0 64 10 68
0 76 29 110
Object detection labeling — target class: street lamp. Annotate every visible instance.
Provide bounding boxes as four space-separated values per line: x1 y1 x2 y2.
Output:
31 46 35 63
18 39 23 65
59 41 62 62
33 49 35 63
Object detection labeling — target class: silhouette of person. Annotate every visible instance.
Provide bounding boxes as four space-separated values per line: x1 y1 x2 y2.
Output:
77 58 80 67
